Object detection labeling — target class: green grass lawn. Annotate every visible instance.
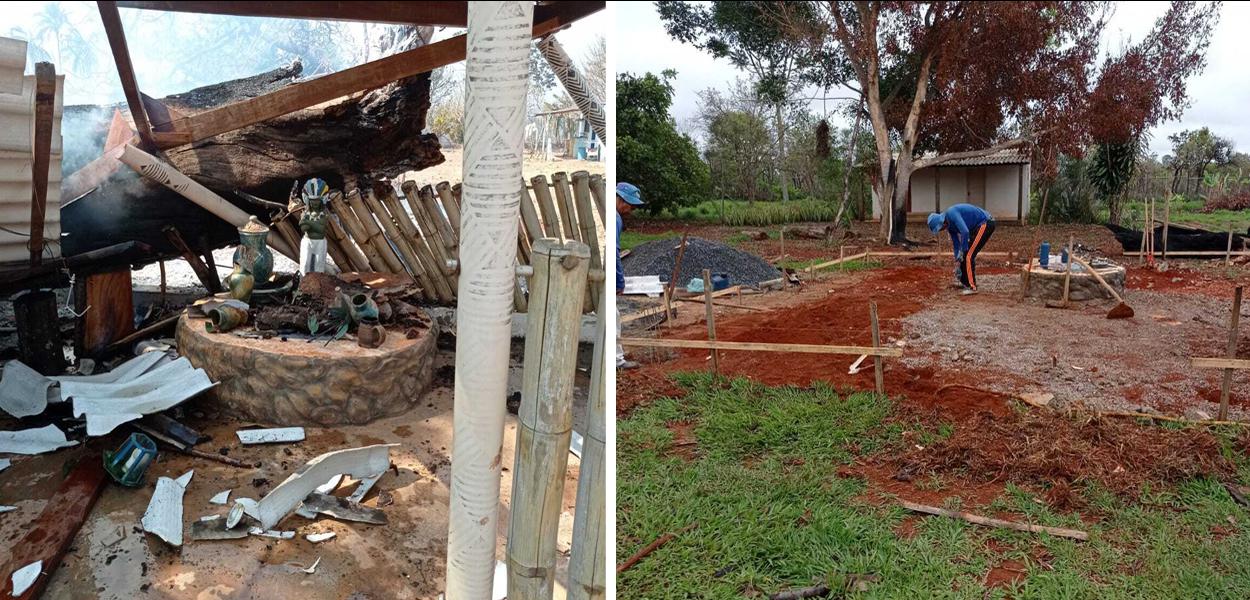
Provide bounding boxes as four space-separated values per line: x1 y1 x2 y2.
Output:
777 258 884 272
639 199 842 227
1122 199 1250 232
618 373 1250 599
619 230 682 252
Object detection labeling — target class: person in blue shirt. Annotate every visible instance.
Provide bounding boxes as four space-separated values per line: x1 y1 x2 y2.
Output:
928 204 996 295
616 182 645 369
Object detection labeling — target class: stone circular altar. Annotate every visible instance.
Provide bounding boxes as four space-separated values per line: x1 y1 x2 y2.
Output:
176 313 438 426
1021 262 1126 301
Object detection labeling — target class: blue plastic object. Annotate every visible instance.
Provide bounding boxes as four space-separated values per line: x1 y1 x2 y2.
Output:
104 432 158 487
1061 247 1070 264
711 273 730 291
1039 242 1050 268
687 277 705 293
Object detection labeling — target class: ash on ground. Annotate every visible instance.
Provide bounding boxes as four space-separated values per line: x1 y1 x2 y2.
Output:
623 236 782 288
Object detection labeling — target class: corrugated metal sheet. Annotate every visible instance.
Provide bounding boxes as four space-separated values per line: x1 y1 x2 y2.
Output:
938 149 1029 167
0 36 63 265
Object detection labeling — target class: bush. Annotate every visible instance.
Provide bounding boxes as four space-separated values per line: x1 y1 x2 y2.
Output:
640 199 836 226
1200 192 1250 213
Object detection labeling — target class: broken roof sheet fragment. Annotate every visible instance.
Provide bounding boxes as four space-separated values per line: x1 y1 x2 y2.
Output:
304 531 336 543
248 527 295 540
141 470 194 547
241 444 395 530
61 356 194 399
299 493 387 525
0 360 59 418
295 474 347 518
189 518 249 541
0 458 10 472
50 351 167 385
0 424 76 455
71 364 216 436
0 505 15 514
9 560 41 596
236 427 306 445
209 490 231 505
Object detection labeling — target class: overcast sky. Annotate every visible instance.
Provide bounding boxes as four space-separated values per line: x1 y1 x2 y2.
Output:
616 1 1247 158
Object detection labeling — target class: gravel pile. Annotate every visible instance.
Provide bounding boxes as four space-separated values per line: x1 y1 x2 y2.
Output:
623 236 782 287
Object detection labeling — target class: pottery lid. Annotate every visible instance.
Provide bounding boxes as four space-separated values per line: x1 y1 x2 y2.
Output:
239 215 270 234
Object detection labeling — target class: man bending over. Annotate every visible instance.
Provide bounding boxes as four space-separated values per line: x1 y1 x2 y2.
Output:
927 203 995 295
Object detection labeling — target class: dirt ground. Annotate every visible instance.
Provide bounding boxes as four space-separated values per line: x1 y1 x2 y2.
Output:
619 221 1250 513
402 148 605 187
0 338 591 599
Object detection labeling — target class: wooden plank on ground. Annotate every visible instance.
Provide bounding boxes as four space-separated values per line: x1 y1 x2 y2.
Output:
1126 251 1250 257
1192 357 1250 370
901 500 1088 541
154 1 603 148
618 337 903 357
0 457 108 598
805 252 868 273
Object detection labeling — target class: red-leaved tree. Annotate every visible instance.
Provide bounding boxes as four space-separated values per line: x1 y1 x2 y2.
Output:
779 1 1220 244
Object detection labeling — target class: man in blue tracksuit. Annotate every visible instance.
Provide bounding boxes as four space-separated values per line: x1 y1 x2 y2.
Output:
928 204 995 295
616 182 644 369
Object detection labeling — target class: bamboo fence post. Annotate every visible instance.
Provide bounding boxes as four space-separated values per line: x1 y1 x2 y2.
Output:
870 302 884 395
329 192 388 270
568 285 607 600
436 182 463 237
589 174 606 224
324 196 373 272
407 184 461 284
1220 286 1243 420
551 172 581 242
530 174 563 238
507 238 590 600
345 189 406 274
363 187 453 302
519 182 548 249
703 269 719 378
1227 224 1235 266
417 183 461 255
447 3 531 596
573 171 604 313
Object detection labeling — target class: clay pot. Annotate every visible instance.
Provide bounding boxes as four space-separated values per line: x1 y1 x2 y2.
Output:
207 305 249 333
342 291 380 323
225 264 254 302
357 318 387 349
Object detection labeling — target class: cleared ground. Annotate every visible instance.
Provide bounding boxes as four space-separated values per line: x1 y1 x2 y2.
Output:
617 221 1250 597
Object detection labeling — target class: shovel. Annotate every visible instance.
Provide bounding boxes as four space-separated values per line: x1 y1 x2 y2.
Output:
1069 255 1134 319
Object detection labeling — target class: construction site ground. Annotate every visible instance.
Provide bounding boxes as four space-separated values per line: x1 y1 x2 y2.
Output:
0 339 591 600
617 220 1250 598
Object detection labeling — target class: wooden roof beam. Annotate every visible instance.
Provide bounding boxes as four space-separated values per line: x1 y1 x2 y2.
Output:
97 1 157 150
154 1 603 149
115 1 469 26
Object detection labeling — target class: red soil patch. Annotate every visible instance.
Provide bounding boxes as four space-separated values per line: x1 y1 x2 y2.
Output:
985 559 1028 589
618 369 685 416
838 461 1007 510
665 420 698 462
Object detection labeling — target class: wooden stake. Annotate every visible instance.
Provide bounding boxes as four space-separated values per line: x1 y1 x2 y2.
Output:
1227 223 1235 266
665 232 690 320
617 524 697 574
1060 235 1074 307
703 269 718 378
1138 204 1148 265
900 500 1088 541
1161 195 1171 262
28 62 55 266
870 301 884 395
1220 286 1243 420
163 226 221 293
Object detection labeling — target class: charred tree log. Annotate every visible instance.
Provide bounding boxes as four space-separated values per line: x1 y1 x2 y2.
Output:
61 43 443 266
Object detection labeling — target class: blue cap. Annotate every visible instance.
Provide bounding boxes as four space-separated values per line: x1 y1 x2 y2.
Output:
927 212 945 234
617 182 644 206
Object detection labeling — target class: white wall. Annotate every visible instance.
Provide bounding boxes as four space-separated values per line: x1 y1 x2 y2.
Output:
0 38 63 265
871 163 1030 221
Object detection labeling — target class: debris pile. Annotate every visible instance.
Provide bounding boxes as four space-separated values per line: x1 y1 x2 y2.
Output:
623 236 782 288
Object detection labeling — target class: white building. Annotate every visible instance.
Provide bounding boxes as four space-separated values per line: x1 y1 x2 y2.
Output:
871 150 1031 223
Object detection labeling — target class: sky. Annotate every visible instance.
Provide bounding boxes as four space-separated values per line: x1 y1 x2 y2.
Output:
4 1 605 106
615 1 1248 158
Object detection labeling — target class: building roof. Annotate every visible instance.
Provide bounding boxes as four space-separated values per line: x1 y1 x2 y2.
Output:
932 149 1030 167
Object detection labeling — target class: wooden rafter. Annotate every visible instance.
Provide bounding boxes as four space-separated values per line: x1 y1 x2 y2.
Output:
97 1 156 149
116 1 468 26
29 63 55 266
151 1 604 149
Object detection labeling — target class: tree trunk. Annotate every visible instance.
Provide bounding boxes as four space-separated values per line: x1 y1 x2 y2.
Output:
831 107 864 230
775 101 789 203
60 38 442 265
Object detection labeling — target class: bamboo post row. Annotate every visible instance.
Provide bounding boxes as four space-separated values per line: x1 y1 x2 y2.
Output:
551 172 580 242
703 269 719 378
568 270 607 600
1220 286 1243 421
589 174 606 224
573 172 603 313
531 174 563 238
506 238 591 600
363 187 454 303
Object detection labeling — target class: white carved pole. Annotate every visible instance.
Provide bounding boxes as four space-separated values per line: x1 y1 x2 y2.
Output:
537 35 606 142
507 238 590 599
568 291 607 600
446 2 533 599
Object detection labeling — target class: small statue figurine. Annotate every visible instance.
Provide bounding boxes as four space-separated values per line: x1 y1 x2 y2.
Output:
299 178 330 275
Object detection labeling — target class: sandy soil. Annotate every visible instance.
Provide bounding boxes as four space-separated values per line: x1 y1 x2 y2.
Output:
0 339 591 599
400 148 605 188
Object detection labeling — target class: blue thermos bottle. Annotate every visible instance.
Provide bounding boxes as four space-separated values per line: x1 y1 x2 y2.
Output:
1039 242 1050 268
